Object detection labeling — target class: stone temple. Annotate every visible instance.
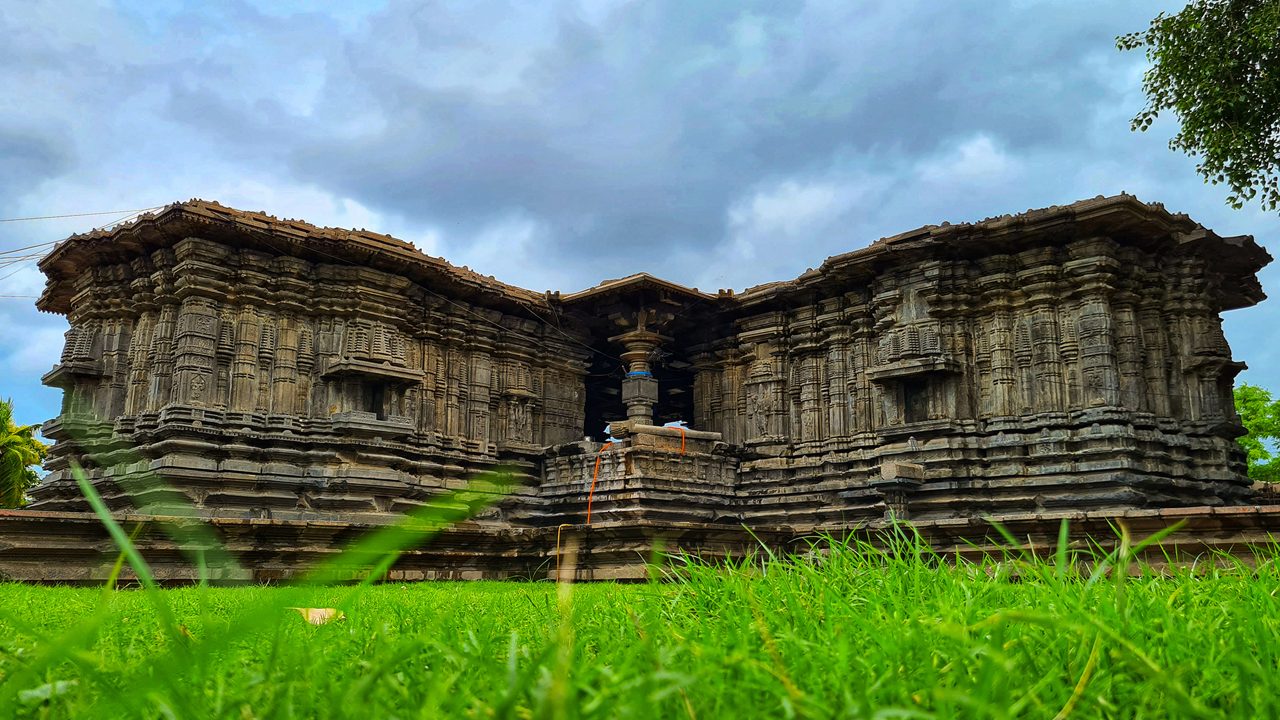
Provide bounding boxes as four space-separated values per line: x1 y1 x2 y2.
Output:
5 194 1276 581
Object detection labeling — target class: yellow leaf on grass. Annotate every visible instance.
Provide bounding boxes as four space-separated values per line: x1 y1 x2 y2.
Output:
288 607 345 625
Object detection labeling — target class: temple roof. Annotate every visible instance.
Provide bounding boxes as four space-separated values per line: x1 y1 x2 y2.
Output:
37 193 1271 315
37 199 547 313
559 272 719 304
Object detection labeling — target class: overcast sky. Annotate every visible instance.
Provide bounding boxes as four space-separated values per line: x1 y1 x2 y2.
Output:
2 0 1277 427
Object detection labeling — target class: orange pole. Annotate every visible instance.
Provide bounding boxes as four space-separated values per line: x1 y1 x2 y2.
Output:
678 426 686 454
586 441 613 525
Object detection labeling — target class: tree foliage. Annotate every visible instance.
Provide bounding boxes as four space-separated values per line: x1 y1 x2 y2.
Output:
0 399 47 508
1234 383 1280 481
1119 0 1280 210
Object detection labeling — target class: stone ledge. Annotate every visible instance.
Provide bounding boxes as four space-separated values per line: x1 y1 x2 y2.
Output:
4 505 1280 584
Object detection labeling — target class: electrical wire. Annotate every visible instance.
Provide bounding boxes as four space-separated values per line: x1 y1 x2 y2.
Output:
0 206 166 223
0 240 61 256
0 207 158 290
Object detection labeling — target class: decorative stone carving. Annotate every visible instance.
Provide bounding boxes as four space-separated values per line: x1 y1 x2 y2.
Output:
27 195 1271 529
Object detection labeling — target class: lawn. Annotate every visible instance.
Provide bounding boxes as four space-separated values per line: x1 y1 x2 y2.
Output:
1 532 1279 718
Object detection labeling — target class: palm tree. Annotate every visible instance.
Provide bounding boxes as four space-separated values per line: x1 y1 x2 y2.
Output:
0 399 48 508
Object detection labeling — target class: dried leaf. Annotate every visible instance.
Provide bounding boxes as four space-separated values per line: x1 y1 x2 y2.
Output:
288 607 345 625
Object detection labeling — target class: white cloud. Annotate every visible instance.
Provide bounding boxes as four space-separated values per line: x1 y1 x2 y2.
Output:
916 134 1022 187
700 176 876 289
729 179 862 244
445 213 577 292
5 327 64 375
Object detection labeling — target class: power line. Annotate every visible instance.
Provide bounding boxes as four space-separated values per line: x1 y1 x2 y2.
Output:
0 264 33 284
0 208 156 289
0 206 166 223
0 240 61 256
5 204 617 362
90 208 155 232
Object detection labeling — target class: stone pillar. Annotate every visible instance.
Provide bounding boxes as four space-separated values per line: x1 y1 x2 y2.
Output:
1113 298 1146 412
173 298 218 408
1138 301 1170 416
126 311 156 414
611 328 667 426
1067 238 1121 409
296 325 316 417
148 304 178 411
444 321 467 437
1031 309 1064 412
796 351 823 442
470 330 495 449
1077 301 1120 408
271 316 299 415
989 310 1017 416
229 308 260 412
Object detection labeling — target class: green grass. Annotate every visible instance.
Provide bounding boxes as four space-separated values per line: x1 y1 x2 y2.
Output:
2 532 1280 719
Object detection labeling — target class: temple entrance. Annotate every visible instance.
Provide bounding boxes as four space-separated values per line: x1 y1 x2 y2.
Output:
581 355 695 438
557 273 722 439
582 356 624 440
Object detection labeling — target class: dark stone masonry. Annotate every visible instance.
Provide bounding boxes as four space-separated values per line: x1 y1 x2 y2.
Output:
3 194 1275 581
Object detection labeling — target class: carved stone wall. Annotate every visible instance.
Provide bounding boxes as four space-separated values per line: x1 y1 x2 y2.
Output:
29 196 1271 529
685 232 1262 521
35 231 589 521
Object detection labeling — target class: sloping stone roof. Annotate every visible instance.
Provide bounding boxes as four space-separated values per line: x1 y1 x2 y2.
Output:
37 199 547 313
37 194 1270 315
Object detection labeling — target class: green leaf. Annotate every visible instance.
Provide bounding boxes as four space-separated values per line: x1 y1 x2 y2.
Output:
1120 0 1280 212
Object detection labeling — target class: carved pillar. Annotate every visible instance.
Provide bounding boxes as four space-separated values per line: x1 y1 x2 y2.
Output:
1018 249 1063 414
271 316 300 415
611 328 667 426
102 317 132 417
148 304 178 411
795 349 823 443
1138 301 1170 417
1076 301 1121 407
444 321 467 438
1031 309 1064 412
296 324 316 417
126 311 156 414
989 310 1016 416
229 308 261 412
824 327 851 439
173 298 218 408
1059 306 1081 409
691 352 720 433
468 329 496 449
850 314 875 432
255 318 276 412
213 309 236 409
1112 297 1146 412
1012 315 1034 412
1066 238 1122 409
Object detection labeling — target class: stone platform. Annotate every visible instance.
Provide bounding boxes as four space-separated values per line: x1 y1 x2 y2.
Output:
12 194 1274 581
3 504 1278 585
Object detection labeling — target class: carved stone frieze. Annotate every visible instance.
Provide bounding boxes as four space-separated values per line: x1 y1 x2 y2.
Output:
27 194 1271 529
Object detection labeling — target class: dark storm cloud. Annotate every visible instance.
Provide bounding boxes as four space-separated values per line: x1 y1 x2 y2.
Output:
268 1 1158 259
2 0 1277 425
0 125 74 200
